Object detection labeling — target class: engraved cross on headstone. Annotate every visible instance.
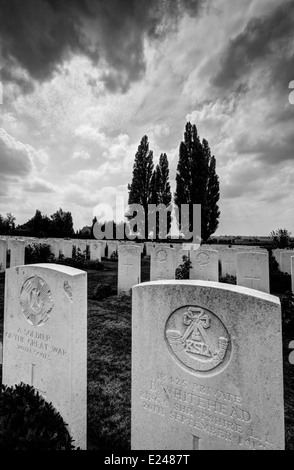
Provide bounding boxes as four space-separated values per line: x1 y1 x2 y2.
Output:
224 259 234 273
31 363 46 398
123 260 134 276
244 268 260 288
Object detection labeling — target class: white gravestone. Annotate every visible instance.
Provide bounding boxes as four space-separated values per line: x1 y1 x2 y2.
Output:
272 249 283 268
131 280 284 450
2 264 87 449
90 241 102 262
107 241 118 259
190 249 218 282
280 251 294 275
47 239 60 259
118 244 141 295
219 248 238 278
100 240 106 258
8 239 26 268
60 240 73 259
150 246 176 281
74 240 87 258
237 252 269 293
291 256 294 293
0 239 7 272
175 246 190 270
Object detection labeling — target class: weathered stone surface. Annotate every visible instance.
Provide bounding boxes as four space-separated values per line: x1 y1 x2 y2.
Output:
107 241 118 258
2 263 87 449
60 240 73 259
279 251 294 275
150 246 176 281
190 249 218 282
89 241 102 262
236 252 269 293
8 239 26 268
118 244 141 295
292 256 294 293
0 238 7 272
219 248 238 278
131 280 284 450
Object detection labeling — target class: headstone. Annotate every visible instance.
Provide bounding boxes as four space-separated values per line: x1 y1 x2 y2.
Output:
8 239 26 268
48 239 60 259
150 246 176 281
90 241 102 262
272 249 283 267
145 242 154 257
118 244 141 295
219 248 238 277
190 249 218 282
0 239 7 272
237 252 269 293
60 240 73 259
2 263 87 449
74 240 87 258
175 246 190 269
100 240 107 258
107 241 118 259
280 251 294 275
131 280 284 450
291 256 294 293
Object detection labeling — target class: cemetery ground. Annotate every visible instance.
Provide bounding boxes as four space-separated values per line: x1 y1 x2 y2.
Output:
0 256 294 450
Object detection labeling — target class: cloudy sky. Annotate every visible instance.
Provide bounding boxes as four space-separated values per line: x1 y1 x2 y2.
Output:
0 0 293 236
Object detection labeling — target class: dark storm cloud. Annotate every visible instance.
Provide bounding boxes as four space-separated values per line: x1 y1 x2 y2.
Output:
211 0 294 90
0 0 204 93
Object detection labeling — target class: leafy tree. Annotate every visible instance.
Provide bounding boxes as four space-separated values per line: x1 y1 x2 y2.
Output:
174 122 220 243
0 212 16 234
25 210 51 237
127 135 154 238
270 228 292 248
151 153 172 238
50 208 74 238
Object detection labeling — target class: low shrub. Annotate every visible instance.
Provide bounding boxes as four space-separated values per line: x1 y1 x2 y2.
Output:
281 291 294 329
92 283 113 300
56 257 104 271
175 255 192 280
25 243 54 264
0 382 76 450
219 274 237 285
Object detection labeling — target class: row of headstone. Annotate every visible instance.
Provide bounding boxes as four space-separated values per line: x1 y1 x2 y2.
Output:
0 237 112 271
117 245 271 295
0 255 286 450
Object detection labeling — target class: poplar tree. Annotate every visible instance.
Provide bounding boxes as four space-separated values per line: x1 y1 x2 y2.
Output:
127 135 154 237
174 122 220 242
151 153 172 238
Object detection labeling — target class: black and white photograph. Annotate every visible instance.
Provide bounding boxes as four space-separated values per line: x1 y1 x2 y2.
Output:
0 0 293 453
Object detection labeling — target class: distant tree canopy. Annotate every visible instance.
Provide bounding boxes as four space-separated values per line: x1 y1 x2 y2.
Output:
174 122 220 243
270 228 292 248
0 212 16 234
19 208 75 238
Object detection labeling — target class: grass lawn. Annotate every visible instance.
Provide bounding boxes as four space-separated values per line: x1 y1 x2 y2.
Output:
0 257 293 450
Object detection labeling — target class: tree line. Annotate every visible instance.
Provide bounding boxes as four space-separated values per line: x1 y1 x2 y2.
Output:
0 208 75 238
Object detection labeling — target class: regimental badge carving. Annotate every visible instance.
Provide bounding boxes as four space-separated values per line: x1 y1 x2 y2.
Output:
20 276 53 327
63 280 73 302
156 249 167 262
165 306 230 374
196 252 210 266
